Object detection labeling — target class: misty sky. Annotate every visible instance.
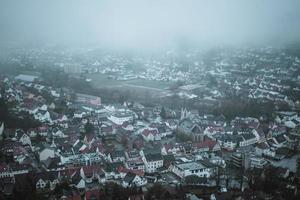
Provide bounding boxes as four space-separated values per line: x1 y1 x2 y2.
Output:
1 0 300 49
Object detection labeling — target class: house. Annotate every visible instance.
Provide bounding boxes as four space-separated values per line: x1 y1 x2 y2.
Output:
0 163 30 178
39 146 55 161
275 147 291 160
284 133 298 149
117 166 144 177
272 134 288 148
255 142 276 158
172 161 211 178
34 109 52 123
149 122 172 137
52 127 65 138
109 150 126 163
276 111 298 122
143 154 163 173
104 162 124 180
125 158 145 171
268 124 286 137
141 128 161 142
108 111 134 126
162 154 176 168
74 111 86 119
204 126 225 137
17 132 32 146
239 133 258 147
192 139 221 153
250 156 269 169
252 128 266 143
161 143 184 155
214 134 242 150
35 177 47 190
33 172 60 190
79 165 104 184
42 156 62 170
122 172 147 187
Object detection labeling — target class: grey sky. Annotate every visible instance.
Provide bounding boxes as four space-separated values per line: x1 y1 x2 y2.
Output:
0 0 300 49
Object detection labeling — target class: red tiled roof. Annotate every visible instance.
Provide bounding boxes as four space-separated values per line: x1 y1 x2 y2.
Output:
255 142 269 149
142 129 158 137
82 165 103 177
85 189 100 200
193 139 218 151
118 166 144 176
163 143 183 152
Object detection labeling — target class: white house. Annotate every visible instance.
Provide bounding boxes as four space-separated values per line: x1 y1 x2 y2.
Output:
239 133 258 147
172 162 211 178
52 128 65 138
143 154 163 173
34 172 60 191
250 156 268 169
39 147 55 161
34 108 52 123
122 172 147 187
36 178 47 190
19 133 32 146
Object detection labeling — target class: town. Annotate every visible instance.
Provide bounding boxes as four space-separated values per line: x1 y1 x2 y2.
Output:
0 45 300 200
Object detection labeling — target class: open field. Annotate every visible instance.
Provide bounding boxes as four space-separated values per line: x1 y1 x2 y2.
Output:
85 73 171 91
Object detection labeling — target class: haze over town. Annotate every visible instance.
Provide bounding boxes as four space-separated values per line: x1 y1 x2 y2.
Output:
1 1 300 200
1 0 300 49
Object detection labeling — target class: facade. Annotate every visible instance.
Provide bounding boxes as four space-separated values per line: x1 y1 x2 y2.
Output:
108 112 134 125
239 133 258 147
143 154 163 173
250 157 269 169
122 172 147 187
75 93 101 106
172 162 211 178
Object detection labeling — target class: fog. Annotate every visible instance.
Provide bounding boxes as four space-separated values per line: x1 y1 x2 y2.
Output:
1 0 300 49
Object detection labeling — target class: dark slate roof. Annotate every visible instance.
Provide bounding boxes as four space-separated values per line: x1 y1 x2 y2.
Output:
123 172 136 184
42 157 62 169
214 133 243 143
184 175 208 185
241 133 256 140
143 146 161 155
274 134 286 144
162 154 175 162
145 153 163 162
105 162 123 173
111 150 126 159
